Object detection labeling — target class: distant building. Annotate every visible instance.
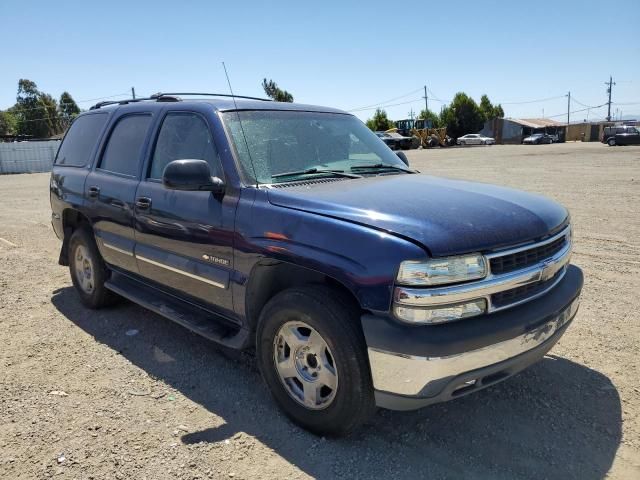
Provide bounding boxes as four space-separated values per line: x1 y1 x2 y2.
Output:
480 118 567 144
566 120 638 142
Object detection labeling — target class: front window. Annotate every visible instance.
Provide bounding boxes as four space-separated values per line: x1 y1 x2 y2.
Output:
222 110 409 184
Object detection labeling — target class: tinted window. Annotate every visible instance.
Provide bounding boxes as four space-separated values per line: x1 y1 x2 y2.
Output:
149 113 220 179
99 115 152 176
55 114 108 166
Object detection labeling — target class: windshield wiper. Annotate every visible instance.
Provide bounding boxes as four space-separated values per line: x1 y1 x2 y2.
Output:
272 168 362 179
350 163 417 174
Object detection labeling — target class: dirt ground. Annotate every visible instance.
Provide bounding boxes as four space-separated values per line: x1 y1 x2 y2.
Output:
1 142 639 479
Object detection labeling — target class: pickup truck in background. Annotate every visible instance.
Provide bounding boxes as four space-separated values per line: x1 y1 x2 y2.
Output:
50 93 583 436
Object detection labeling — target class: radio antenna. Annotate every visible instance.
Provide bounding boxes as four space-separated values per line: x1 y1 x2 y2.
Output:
222 62 258 187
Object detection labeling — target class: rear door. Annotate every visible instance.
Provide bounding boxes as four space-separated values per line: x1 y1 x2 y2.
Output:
85 113 153 272
133 110 236 314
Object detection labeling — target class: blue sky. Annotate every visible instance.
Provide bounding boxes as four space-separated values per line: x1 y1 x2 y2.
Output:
1 0 639 122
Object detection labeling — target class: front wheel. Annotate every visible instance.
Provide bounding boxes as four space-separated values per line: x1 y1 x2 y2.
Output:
608 138 616 146
257 286 375 436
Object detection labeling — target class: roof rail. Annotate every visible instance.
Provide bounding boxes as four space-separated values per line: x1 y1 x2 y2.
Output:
89 92 271 110
89 97 154 110
150 92 272 102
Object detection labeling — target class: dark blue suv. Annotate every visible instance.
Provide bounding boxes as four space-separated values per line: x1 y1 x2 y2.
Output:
50 93 583 436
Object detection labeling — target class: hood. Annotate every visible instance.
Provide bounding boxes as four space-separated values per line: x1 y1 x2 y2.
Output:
266 175 568 257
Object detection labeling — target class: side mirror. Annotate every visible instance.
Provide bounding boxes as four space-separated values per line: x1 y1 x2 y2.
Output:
396 150 409 166
162 159 225 194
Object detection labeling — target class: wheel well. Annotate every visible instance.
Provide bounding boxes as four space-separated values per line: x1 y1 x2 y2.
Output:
58 209 91 266
245 261 362 331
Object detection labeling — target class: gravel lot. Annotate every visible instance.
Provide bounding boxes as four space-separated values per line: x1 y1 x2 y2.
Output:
1 142 639 479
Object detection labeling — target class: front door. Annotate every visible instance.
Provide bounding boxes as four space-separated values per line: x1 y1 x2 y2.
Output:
86 113 153 273
133 111 236 314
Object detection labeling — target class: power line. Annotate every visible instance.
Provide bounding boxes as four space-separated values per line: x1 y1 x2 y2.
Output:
546 104 607 119
348 98 423 113
426 87 447 103
8 101 93 113
347 88 423 112
74 92 130 104
5 93 130 113
499 95 566 105
570 97 600 108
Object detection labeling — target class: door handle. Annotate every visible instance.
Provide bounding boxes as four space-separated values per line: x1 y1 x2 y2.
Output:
88 186 100 198
135 197 152 210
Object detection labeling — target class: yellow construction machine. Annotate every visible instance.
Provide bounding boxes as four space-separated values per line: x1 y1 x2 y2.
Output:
392 119 451 148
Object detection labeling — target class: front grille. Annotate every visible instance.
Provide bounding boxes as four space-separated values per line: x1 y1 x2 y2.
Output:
490 235 567 275
491 270 563 308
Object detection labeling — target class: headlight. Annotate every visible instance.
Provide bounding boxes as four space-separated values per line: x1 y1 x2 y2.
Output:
394 299 487 324
397 254 487 286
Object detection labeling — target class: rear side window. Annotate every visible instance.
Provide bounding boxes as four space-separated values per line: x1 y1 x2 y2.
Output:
55 114 108 166
149 112 221 179
99 115 152 176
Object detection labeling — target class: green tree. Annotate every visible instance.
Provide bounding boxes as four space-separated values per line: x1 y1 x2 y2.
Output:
0 110 18 136
439 92 485 139
418 108 441 128
59 91 80 124
15 79 62 138
365 108 394 131
261 78 294 102
479 94 505 122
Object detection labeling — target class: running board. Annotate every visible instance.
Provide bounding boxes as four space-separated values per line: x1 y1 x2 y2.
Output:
105 272 249 350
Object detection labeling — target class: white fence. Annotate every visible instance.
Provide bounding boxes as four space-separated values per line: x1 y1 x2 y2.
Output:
0 141 61 174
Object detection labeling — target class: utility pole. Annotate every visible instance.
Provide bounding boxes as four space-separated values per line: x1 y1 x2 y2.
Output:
423 85 428 114
566 91 571 125
131 87 136 100
605 76 615 121
408 108 415 120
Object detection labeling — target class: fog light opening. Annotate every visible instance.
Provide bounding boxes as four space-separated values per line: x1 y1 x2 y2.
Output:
452 379 478 396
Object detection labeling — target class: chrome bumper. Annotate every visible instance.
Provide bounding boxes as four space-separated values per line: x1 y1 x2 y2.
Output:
368 296 580 398
394 226 572 314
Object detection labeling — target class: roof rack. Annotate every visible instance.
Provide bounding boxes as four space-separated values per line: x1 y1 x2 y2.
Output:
89 92 271 110
150 92 272 102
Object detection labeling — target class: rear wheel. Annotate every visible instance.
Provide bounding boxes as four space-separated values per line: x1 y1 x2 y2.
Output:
257 286 375 436
68 227 116 309
608 138 616 146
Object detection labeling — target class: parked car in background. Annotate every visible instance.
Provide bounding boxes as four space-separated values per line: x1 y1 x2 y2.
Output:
387 131 417 150
375 132 397 149
603 125 638 146
613 127 640 146
375 131 414 150
456 134 495 145
523 133 554 145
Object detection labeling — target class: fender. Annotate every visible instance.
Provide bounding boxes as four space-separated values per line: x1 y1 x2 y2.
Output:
232 189 426 316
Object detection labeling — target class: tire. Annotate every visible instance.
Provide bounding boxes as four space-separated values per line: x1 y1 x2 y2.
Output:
459 140 465 146
608 138 616 146
68 227 116 309
256 285 375 436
